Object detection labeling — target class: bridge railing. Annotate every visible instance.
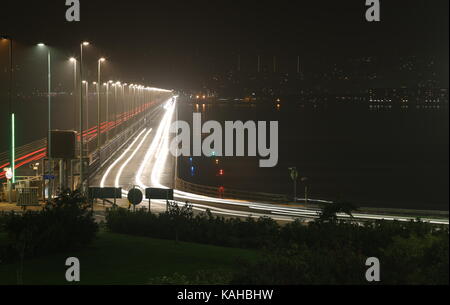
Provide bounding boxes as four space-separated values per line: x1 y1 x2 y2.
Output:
175 177 288 203
87 113 152 179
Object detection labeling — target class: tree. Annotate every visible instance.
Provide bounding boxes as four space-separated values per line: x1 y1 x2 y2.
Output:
167 201 193 243
317 200 358 223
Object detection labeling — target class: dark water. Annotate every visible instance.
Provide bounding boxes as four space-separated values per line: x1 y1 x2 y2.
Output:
178 103 449 211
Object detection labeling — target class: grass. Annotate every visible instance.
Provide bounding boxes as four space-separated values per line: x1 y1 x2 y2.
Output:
0 232 260 285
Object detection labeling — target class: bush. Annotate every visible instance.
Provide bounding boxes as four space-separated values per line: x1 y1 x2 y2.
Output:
231 245 367 285
0 189 98 262
105 204 449 284
147 270 233 285
105 204 280 249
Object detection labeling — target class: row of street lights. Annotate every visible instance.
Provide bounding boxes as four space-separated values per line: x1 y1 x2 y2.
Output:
1 36 171 196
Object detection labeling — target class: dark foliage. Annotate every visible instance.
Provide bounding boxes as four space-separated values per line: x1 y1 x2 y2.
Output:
317 200 358 222
105 203 448 284
0 189 98 263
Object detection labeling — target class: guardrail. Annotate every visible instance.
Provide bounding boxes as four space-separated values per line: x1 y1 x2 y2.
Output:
16 187 40 207
87 111 156 179
1 93 173 181
175 177 288 203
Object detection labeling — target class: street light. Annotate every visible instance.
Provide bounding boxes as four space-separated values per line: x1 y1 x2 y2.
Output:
103 82 110 142
288 167 298 203
1 36 14 201
69 57 77 131
37 43 53 200
113 83 118 135
115 82 122 132
79 41 89 192
97 58 106 150
301 177 309 204
121 84 127 132
82 80 89 131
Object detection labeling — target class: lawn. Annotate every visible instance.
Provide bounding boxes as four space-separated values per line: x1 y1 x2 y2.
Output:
0 232 260 285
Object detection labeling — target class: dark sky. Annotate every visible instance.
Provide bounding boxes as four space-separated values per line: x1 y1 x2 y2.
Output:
1 0 449 88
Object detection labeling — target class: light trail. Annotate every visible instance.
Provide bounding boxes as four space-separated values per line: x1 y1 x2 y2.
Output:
136 98 176 189
104 95 449 225
100 128 147 187
114 128 152 187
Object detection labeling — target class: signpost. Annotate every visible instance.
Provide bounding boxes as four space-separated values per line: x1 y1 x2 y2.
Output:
4 167 12 203
145 188 174 213
288 167 298 203
301 177 309 204
128 187 143 211
88 187 122 207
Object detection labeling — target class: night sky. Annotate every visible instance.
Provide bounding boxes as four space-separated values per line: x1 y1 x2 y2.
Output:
2 0 448 88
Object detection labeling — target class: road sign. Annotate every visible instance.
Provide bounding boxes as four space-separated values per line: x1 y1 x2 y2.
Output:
128 188 143 205
145 188 174 200
5 168 13 180
289 167 298 181
43 174 55 180
89 187 122 199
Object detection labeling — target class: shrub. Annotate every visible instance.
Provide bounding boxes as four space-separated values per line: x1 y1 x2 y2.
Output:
105 204 449 284
1 189 98 262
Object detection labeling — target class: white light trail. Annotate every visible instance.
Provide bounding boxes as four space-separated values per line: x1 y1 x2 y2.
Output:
100 128 147 187
114 128 153 187
117 96 449 225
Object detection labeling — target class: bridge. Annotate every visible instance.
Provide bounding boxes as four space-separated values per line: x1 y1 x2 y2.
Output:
1 95 448 225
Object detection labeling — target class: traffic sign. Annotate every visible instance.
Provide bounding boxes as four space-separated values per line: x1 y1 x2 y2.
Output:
89 187 122 199
128 188 143 205
289 167 298 181
5 168 13 180
43 174 55 180
145 188 174 200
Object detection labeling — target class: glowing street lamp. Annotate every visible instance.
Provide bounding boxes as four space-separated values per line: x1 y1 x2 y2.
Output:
82 80 89 131
97 58 106 150
37 43 53 199
69 57 77 130
1 36 15 198
79 41 90 192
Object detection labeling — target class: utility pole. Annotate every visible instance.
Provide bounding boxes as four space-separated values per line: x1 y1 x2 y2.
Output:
288 167 298 203
301 177 309 204
1 36 15 202
97 58 105 151
47 48 52 199
79 42 90 193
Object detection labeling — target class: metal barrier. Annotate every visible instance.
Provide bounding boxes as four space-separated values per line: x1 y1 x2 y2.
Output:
88 106 164 180
175 177 288 203
16 187 40 206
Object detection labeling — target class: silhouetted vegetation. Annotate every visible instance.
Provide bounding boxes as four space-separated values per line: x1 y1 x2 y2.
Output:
105 202 449 284
317 200 358 222
0 189 98 264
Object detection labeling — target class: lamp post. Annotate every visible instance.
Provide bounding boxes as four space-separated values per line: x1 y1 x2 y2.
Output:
121 84 126 132
288 167 298 203
301 177 309 204
1 36 14 202
113 83 118 135
106 80 113 141
79 41 89 192
123 84 128 127
82 80 89 131
115 82 122 132
129 84 134 125
69 57 77 131
37 43 52 200
104 82 109 142
97 58 105 150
